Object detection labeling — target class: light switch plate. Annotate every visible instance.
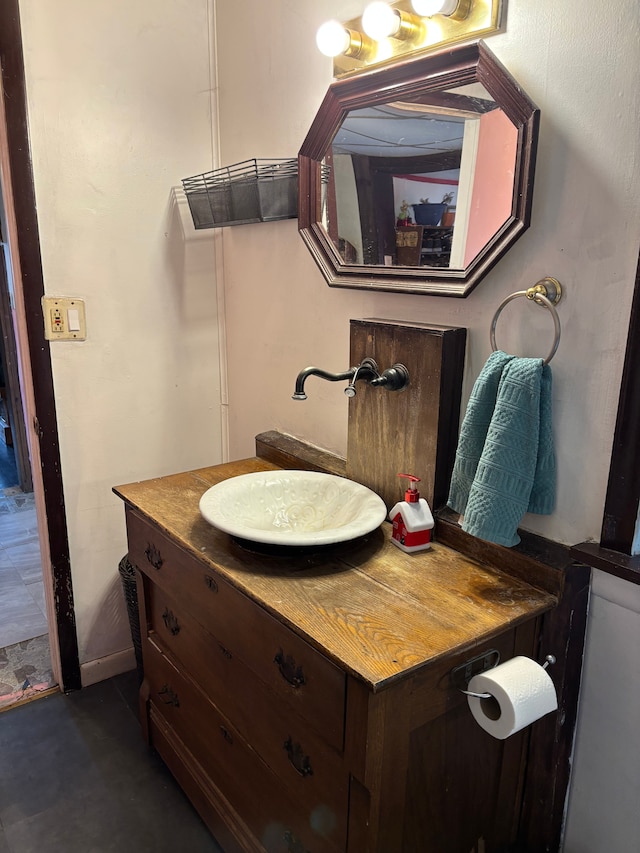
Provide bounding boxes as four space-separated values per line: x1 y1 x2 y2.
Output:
42 297 87 341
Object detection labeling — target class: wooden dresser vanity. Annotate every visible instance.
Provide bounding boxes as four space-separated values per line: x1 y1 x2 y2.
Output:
113 435 582 853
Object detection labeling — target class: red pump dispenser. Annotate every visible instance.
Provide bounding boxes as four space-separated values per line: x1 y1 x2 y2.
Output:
388 473 434 553
399 473 421 503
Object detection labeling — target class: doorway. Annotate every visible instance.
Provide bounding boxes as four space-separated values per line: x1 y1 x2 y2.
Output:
0 0 80 698
0 192 54 708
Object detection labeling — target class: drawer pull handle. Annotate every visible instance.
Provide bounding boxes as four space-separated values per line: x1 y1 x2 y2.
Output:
219 725 233 745
162 608 180 636
283 830 311 853
145 543 163 570
274 650 306 689
158 684 180 707
218 643 232 660
204 574 218 593
283 737 313 778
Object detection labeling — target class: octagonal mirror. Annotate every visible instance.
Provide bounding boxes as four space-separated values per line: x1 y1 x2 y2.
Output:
298 42 539 297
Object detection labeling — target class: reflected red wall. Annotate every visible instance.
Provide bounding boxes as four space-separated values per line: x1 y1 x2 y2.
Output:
464 110 518 267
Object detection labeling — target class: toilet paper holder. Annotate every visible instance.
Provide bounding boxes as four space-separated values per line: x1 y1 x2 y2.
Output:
453 651 556 699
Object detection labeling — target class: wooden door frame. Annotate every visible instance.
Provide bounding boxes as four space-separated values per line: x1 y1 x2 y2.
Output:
0 238 33 493
572 244 640 582
596 247 640 554
0 0 81 691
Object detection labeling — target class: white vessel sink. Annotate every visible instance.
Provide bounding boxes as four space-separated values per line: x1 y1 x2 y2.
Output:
199 470 387 547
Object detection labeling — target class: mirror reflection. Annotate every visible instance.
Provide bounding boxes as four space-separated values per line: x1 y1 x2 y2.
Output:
322 84 518 271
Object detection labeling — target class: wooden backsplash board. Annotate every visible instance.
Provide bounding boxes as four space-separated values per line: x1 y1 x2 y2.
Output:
346 319 466 512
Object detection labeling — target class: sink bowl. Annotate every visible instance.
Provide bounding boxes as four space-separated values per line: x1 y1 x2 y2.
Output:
199 470 387 547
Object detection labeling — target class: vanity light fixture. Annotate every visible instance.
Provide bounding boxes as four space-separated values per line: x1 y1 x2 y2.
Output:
411 0 471 20
316 20 376 60
316 0 503 77
361 2 424 43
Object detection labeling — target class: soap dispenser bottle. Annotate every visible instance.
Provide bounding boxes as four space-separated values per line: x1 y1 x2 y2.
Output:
389 474 434 553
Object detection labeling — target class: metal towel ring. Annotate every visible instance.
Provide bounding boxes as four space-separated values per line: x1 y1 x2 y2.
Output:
490 277 563 366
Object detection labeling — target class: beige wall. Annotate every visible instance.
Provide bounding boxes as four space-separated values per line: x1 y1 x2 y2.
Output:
19 0 224 675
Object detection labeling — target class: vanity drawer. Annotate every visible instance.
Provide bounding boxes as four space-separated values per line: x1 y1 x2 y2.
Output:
147 583 349 825
128 508 346 749
144 638 345 853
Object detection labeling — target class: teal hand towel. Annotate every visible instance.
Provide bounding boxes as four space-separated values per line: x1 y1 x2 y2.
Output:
448 351 556 547
447 350 514 516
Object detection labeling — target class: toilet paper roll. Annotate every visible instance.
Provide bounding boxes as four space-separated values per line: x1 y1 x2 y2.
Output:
466 656 558 740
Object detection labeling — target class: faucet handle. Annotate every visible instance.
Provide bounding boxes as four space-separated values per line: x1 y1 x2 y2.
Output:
344 358 379 397
370 364 410 391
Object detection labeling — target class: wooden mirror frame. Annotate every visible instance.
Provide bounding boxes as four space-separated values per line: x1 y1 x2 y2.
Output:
298 41 540 298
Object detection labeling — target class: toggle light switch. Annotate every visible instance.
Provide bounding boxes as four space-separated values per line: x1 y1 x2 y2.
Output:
42 297 87 341
67 308 81 332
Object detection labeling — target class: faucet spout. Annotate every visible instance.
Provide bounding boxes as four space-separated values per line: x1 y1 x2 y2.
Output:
292 366 356 401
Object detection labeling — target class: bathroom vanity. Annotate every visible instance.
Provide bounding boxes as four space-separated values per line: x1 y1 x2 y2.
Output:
114 442 564 853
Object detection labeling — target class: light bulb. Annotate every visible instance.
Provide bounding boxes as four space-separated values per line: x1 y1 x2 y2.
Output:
316 20 351 57
362 2 401 40
411 0 459 15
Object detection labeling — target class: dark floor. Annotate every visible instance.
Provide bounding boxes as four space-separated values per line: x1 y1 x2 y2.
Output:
0 670 223 852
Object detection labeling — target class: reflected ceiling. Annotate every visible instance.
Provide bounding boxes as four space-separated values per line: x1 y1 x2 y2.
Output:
331 104 466 158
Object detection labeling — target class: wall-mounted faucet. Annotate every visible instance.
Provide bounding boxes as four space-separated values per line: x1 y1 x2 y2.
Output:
292 357 409 401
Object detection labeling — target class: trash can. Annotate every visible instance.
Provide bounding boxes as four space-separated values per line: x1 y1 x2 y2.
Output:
118 555 144 684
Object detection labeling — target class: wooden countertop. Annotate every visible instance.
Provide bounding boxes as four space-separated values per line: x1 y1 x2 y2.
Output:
114 458 556 690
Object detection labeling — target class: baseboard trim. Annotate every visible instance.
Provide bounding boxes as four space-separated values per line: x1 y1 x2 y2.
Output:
80 647 137 687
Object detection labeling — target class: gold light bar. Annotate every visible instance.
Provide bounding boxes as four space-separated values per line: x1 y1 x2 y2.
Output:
329 0 503 78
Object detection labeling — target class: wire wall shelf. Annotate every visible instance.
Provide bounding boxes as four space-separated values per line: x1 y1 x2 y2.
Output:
182 158 299 229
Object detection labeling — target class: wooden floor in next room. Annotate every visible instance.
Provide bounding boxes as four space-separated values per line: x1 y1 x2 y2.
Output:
0 438 54 709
